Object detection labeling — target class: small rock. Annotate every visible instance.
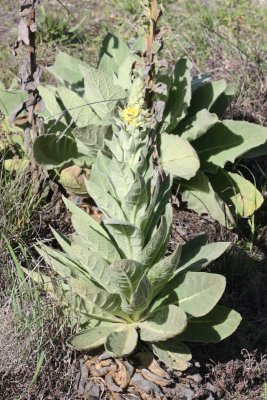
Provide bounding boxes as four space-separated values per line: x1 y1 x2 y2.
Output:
83 379 101 399
177 383 194 400
205 382 218 394
187 373 202 384
130 372 163 397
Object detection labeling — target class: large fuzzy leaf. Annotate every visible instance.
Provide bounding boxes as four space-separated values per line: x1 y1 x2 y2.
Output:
57 86 100 127
105 325 138 357
163 58 192 132
80 65 125 119
160 134 200 180
67 325 120 351
108 259 145 302
63 197 120 262
152 339 191 371
33 134 80 169
178 239 230 275
122 175 149 224
139 211 171 268
86 180 125 220
36 244 88 281
193 120 267 172
141 174 172 242
38 85 68 128
69 278 126 318
180 172 235 227
74 124 113 157
147 244 182 299
47 52 86 90
139 305 187 342
152 272 226 317
0 89 27 117
179 109 218 141
177 305 242 343
105 220 143 259
188 79 227 115
99 33 131 74
209 170 264 218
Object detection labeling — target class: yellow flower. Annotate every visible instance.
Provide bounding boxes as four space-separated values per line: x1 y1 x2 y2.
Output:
122 105 141 126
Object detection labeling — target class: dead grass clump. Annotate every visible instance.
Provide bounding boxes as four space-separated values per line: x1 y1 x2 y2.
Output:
207 350 267 399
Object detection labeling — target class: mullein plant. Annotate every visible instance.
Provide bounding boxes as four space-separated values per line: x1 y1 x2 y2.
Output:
23 75 241 371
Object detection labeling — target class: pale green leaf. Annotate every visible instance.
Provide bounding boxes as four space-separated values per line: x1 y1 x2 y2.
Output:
0 89 27 117
163 58 192 132
99 33 131 73
209 170 264 218
63 197 120 262
47 52 86 89
188 79 227 115
109 259 145 302
74 124 112 157
80 65 125 119
154 272 226 317
86 180 125 220
57 86 100 127
105 219 143 259
178 238 230 275
139 305 187 342
147 244 182 298
33 134 78 170
160 134 200 180
152 339 191 371
194 120 267 171
179 109 218 141
180 172 235 227
139 211 171 268
105 325 138 357
177 305 242 343
67 325 119 351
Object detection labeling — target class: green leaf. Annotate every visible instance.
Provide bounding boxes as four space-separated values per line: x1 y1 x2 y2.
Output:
57 86 100 127
122 175 149 224
38 85 68 128
115 55 133 90
0 89 27 117
178 238 230 275
188 79 227 115
47 52 86 90
139 211 171 268
99 33 131 73
86 180 125 220
177 305 242 343
105 325 138 357
74 124 112 157
179 109 218 141
36 244 78 279
105 220 143 259
67 325 118 351
139 305 187 342
210 83 235 117
33 134 78 170
209 170 264 218
80 65 125 119
163 58 192 132
147 244 182 298
109 259 145 302
180 172 235 227
152 339 191 371
154 272 226 317
69 278 125 318
194 121 267 172
63 197 120 262
160 134 200 180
